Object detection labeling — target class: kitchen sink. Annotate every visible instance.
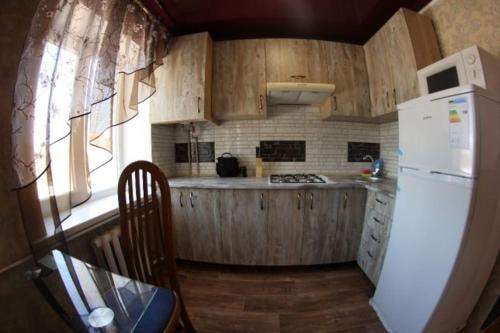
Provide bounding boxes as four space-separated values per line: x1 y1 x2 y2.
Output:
354 176 386 183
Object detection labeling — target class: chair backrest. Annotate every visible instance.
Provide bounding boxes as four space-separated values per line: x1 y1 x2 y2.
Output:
117 161 179 290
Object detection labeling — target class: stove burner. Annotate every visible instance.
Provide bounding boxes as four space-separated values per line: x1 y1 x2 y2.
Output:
269 174 326 184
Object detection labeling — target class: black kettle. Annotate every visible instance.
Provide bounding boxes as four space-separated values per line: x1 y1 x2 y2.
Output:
216 153 239 177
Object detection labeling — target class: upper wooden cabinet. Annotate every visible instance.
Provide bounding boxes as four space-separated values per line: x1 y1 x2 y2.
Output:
319 42 371 121
150 32 216 124
265 39 328 83
364 8 441 119
150 11 440 124
364 23 394 117
212 39 267 121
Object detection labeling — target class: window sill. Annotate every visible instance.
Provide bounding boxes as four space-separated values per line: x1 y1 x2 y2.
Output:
41 194 120 243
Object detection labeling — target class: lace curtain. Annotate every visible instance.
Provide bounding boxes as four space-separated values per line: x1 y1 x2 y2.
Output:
11 0 168 228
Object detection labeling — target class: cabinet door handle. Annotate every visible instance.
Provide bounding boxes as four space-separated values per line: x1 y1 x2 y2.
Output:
367 250 374 259
333 95 337 111
370 234 379 243
297 193 301 210
393 88 397 106
197 96 201 113
179 192 184 207
260 193 264 211
375 198 387 206
291 75 306 79
386 91 390 108
309 193 314 210
259 94 264 111
189 192 194 208
343 192 348 209
373 216 383 225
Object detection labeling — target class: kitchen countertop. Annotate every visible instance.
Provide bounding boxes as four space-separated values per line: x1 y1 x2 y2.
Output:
168 175 397 198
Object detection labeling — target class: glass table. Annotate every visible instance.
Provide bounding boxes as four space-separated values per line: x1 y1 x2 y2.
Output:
34 250 175 332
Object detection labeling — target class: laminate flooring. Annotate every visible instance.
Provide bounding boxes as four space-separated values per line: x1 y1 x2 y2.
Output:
176 261 386 333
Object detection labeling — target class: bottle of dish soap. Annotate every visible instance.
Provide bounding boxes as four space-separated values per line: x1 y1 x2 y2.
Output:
255 147 263 178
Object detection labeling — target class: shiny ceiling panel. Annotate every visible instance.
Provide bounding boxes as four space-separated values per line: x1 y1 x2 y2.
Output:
142 0 432 44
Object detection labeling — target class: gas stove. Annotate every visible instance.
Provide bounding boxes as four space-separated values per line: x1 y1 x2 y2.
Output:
269 174 326 184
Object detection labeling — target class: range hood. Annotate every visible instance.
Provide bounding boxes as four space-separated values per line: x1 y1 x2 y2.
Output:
266 82 336 105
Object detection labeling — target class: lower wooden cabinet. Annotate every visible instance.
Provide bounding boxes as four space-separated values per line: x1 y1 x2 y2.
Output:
171 187 369 266
300 189 366 264
217 190 268 265
170 188 193 259
357 190 395 284
266 190 304 265
300 189 340 264
332 189 368 262
170 188 222 262
265 188 366 266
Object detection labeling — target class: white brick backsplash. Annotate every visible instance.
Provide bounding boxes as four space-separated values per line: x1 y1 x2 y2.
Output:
151 106 400 178
151 125 176 177
380 121 399 178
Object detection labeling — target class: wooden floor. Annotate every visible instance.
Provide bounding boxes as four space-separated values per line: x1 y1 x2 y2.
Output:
176 261 386 333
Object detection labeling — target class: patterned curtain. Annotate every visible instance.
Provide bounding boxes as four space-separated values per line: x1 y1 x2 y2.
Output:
11 0 168 229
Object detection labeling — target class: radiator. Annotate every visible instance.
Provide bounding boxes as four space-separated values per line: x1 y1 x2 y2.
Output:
92 226 129 277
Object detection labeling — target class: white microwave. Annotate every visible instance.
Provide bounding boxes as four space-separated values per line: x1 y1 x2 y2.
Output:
418 45 500 96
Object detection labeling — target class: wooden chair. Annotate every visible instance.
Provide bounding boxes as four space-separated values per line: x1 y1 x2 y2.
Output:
118 160 195 332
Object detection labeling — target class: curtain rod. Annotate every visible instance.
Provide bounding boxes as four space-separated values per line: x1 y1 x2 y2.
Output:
133 0 162 26
135 0 176 29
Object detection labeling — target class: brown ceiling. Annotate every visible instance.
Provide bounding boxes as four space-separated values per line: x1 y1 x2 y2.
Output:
142 0 433 44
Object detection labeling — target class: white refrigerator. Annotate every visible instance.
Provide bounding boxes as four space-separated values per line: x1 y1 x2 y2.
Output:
371 85 500 333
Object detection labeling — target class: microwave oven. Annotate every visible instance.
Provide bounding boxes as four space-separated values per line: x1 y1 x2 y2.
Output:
417 45 500 96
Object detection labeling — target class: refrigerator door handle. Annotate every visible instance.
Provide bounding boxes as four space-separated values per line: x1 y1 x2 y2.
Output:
400 166 419 171
400 167 474 187
429 170 473 179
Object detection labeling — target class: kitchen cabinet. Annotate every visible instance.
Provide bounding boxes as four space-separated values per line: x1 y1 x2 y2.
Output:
185 189 221 263
171 186 370 266
332 188 367 262
364 8 441 120
266 190 304 265
300 189 340 264
170 188 221 262
150 32 216 124
212 40 267 121
170 188 193 259
364 22 394 117
218 189 268 265
275 188 366 266
265 39 328 83
319 42 371 121
357 190 395 285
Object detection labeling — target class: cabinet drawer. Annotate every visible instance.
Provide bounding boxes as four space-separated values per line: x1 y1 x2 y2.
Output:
374 192 394 217
360 230 382 258
365 208 389 235
357 243 378 283
358 190 395 285
361 219 384 248
366 191 394 218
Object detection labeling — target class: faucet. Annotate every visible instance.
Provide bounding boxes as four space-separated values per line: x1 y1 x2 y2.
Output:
363 155 375 175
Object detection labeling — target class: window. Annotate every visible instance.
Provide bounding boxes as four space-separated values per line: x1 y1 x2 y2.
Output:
35 42 78 202
35 42 152 223
12 0 166 238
